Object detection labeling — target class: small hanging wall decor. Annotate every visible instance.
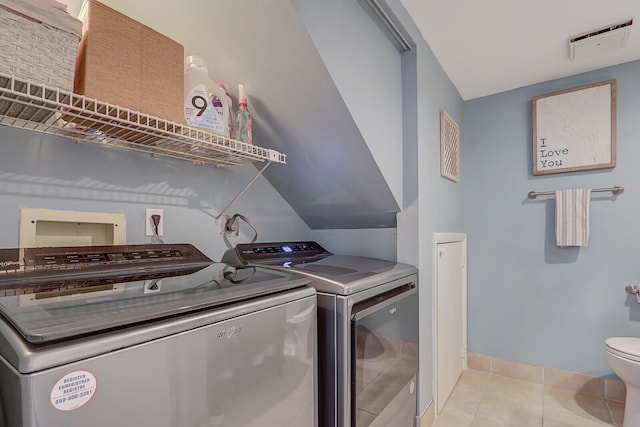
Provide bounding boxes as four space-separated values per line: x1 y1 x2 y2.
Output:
440 110 460 182
532 79 616 176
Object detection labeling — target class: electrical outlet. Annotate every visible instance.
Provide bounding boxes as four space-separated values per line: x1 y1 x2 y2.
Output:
145 208 164 236
219 214 239 237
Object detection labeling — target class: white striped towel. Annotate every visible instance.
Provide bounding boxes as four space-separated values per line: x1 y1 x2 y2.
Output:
555 189 592 247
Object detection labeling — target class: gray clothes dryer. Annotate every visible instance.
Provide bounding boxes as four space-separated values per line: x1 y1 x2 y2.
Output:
223 241 418 427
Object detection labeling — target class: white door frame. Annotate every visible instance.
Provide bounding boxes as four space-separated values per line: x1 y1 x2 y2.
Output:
433 233 468 413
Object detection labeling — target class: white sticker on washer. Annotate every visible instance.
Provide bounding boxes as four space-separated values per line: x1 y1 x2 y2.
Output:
50 370 97 411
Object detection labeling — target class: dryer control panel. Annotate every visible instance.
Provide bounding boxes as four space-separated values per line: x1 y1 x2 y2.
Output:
222 241 331 266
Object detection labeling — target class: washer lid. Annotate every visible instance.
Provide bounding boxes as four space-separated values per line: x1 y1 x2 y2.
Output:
0 256 310 343
606 337 640 361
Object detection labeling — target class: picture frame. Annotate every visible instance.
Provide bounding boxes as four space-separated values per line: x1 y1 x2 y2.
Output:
440 110 460 182
532 79 616 176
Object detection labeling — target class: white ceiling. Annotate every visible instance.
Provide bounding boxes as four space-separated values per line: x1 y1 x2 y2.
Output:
401 0 640 100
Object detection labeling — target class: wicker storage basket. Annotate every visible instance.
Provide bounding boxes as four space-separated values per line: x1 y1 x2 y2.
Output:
0 5 79 91
0 3 80 122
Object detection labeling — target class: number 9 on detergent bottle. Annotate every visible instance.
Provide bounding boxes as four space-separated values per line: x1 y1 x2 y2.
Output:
183 55 229 137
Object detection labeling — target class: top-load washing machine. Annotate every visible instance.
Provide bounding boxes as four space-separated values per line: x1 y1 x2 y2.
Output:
0 243 317 427
222 241 418 427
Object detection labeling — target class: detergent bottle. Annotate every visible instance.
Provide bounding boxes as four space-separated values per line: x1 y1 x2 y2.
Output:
183 55 229 137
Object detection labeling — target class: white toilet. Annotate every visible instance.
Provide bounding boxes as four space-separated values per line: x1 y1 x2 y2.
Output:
606 337 640 427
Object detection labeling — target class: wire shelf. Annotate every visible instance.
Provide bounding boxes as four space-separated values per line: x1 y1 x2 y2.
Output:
0 73 286 166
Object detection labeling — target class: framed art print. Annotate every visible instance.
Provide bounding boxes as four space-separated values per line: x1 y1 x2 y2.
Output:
440 110 460 182
532 79 616 175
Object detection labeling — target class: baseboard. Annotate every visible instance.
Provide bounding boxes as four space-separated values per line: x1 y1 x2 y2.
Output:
417 399 434 427
467 352 625 403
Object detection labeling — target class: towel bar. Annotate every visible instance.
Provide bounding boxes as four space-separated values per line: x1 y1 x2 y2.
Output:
528 185 624 199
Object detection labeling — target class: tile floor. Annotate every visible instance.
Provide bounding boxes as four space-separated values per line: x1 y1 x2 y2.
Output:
433 369 625 427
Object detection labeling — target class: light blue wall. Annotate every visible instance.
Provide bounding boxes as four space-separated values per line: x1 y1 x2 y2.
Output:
385 0 467 413
291 0 466 413
410 15 466 412
0 126 311 260
310 228 397 261
464 59 640 377
291 0 404 260
291 0 404 209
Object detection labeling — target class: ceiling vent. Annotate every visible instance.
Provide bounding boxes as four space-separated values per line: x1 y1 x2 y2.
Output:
570 19 633 61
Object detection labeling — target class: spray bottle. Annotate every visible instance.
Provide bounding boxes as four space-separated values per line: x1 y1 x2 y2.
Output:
234 84 252 144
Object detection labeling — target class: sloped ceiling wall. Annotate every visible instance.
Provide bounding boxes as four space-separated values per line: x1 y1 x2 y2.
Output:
63 0 399 229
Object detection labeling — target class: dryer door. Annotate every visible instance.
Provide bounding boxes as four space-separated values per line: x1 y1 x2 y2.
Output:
351 284 417 426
